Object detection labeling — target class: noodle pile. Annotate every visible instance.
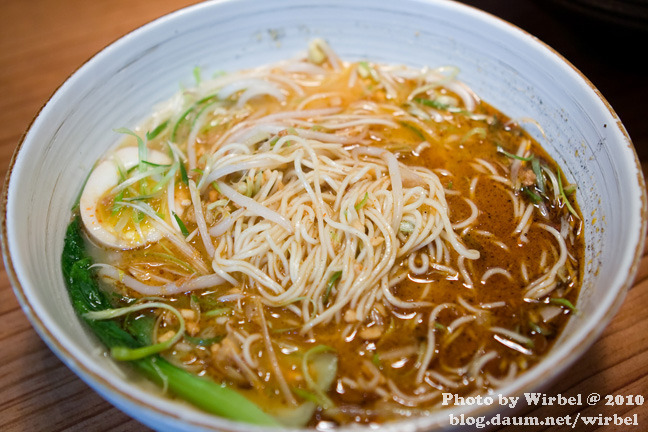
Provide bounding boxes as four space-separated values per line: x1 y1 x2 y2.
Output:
78 40 583 426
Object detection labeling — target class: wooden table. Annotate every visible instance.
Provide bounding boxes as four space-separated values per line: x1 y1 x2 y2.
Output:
1 1 646 430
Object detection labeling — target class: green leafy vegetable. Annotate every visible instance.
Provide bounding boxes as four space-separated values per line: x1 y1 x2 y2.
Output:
61 216 278 426
84 301 186 361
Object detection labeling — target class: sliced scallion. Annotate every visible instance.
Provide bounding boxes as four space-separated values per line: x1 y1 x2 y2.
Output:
355 192 369 210
179 160 189 185
557 168 578 218
173 211 189 237
398 121 426 141
531 158 545 193
302 345 337 409
371 352 382 368
185 334 224 346
414 97 450 110
145 120 169 141
114 127 147 173
203 307 232 318
522 187 542 204
497 146 534 162
322 271 342 305
549 297 576 312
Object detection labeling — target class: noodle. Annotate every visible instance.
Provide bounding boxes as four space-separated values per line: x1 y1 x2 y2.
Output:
71 41 584 427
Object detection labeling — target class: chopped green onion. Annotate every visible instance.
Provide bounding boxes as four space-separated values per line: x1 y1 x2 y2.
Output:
185 334 224 346
302 345 337 409
414 97 450 110
398 121 426 141
141 160 171 168
293 388 321 404
143 251 196 274
171 94 219 143
307 39 327 64
179 161 189 185
557 168 579 218
149 164 179 195
358 61 378 81
322 271 342 305
173 211 189 237
207 199 229 211
111 190 125 214
528 320 552 336
434 322 447 331
549 297 576 312
193 66 202 85
171 106 195 143
122 194 158 202
461 127 487 143
114 127 147 173
204 307 232 318
522 186 542 204
132 209 145 224
497 145 534 162
268 135 280 148
531 158 545 193
145 120 169 141
355 192 369 210
371 352 382 368
563 184 577 195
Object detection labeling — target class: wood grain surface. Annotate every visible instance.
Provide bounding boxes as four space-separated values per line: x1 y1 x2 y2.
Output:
1 1 646 431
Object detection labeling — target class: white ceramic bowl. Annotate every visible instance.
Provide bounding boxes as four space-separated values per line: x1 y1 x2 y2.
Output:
2 0 646 431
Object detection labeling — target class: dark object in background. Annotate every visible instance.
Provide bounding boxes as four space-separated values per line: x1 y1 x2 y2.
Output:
458 0 648 166
548 0 648 31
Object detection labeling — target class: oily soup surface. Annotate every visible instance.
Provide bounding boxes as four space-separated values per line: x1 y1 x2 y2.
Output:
74 42 583 426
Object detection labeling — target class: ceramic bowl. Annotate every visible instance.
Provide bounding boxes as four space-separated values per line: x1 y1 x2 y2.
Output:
2 0 646 431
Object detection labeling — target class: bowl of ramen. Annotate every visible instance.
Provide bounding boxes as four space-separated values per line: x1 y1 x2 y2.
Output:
2 0 646 431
